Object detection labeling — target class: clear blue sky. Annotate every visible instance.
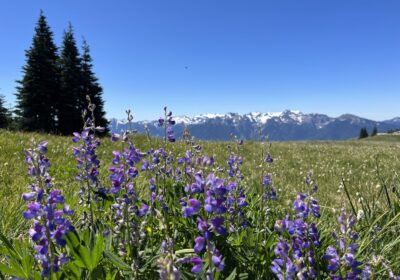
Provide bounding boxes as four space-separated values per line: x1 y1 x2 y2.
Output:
0 0 399 121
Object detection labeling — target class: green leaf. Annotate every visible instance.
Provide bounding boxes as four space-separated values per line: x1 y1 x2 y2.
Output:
91 266 105 279
78 245 92 271
0 263 25 278
19 238 35 277
66 230 105 273
66 231 88 269
225 268 237 280
105 270 118 280
90 233 104 269
139 254 159 273
66 231 80 248
33 271 42 280
175 248 194 255
62 261 81 279
215 269 220 280
0 231 16 254
0 236 36 279
103 250 131 271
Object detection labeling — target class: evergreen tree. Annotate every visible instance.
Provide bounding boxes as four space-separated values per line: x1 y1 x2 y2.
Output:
80 39 109 134
371 126 378 136
15 11 60 132
57 24 84 135
359 127 369 139
0 95 10 128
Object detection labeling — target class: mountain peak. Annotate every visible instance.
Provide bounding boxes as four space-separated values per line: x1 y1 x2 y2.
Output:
108 111 400 141
384 117 400 123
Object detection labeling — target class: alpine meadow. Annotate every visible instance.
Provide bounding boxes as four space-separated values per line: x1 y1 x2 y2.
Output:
1 2 400 280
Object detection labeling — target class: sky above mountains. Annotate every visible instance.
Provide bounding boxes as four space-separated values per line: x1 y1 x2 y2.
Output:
0 0 399 121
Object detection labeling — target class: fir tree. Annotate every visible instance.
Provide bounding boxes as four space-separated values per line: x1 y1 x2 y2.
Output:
371 126 378 136
359 127 369 139
15 11 60 132
80 39 109 134
57 23 84 135
0 95 10 128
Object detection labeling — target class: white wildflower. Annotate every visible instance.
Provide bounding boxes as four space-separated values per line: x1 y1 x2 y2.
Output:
357 209 364 220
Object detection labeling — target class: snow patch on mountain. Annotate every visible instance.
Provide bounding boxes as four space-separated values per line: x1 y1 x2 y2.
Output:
245 112 284 124
108 110 400 141
171 110 309 126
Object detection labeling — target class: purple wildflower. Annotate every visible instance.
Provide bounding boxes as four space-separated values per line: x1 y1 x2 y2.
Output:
272 186 322 279
191 257 203 274
265 153 273 163
167 126 176 142
212 250 225 271
183 198 201 218
324 208 364 279
194 236 205 253
111 133 120 142
262 173 276 200
158 117 165 127
22 142 74 276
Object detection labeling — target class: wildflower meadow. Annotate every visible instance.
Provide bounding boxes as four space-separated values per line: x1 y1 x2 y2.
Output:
0 102 399 280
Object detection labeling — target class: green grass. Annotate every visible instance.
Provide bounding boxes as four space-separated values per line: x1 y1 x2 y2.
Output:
363 134 400 142
1 130 400 278
1 130 399 239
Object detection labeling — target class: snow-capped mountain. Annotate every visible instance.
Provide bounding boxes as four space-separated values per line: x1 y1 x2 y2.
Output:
171 111 304 125
109 110 400 141
383 117 400 125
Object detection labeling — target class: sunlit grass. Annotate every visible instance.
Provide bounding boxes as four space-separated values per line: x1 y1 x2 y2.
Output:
1 129 399 240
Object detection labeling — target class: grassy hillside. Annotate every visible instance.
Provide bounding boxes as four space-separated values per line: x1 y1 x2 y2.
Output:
1 129 400 279
1 130 399 238
363 134 400 142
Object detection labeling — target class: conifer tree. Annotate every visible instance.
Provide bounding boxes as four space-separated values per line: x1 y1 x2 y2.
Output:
57 24 84 135
80 40 109 134
371 126 378 136
0 95 10 128
359 127 369 139
15 11 60 132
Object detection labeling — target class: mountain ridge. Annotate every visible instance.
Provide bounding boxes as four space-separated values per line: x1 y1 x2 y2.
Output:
109 110 400 141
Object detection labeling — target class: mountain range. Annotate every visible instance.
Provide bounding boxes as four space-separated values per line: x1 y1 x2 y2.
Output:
109 110 400 141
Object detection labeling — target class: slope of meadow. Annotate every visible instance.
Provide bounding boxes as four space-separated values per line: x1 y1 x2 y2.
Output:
0 129 399 279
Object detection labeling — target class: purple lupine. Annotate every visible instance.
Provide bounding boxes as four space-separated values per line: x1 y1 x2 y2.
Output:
108 130 149 271
260 150 277 201
182 198 201 218
158 107 176 143
191 256 203 274
158 117 165 127
271 239 296 280
310 198 321 218
227 154 243 178
224 153 249 231
180 170 227 277
22 141 74 277
265 153 273 163
194 236 205 253
324 208 365 279
167 126 176 142
262 173 277 200
144 147 174 213
204 173 228 216
271 178 322 279
272 216 321 278
184 172 205 194
193 173 227 275
72 113 106 228
305 171 318 193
